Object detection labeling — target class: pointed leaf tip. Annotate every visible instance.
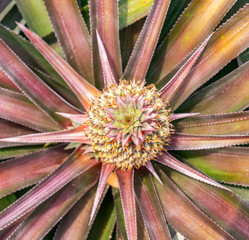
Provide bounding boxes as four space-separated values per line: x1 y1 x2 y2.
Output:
156 152 227 190
96 31 117 88
43 0 94 83
160 33 213 108
17 23 100 111
146 162 162 184
0 148 97 231
123 0 171 82
0 125 89 144
170 113 200 121
89 164 114 224
56 112 88 124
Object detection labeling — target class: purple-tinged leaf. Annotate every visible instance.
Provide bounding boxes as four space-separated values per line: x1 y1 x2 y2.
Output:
43 0 94 84
160 34 212 110
90 0 122 88
175 111 249 135
33 69 82 110
162 4 249 109
90 164 115 224
123 0 170 82
116 168 137 240
170 113 199 121
0 213 31 240
0 0 11 13
18 24 100 111
168 133 249 150
0 147 98 230
178 148 249 186
134 169 171 240
0 69 19 92
1 125 89 144
0 87 61 132
180 61 249 114
9 164 100 240
54 186 97 240
0 24 63 82
0 38 77 127
96 32 117 88
155 152 225 189
56 112 88 125
0 145 70 198
155 167 234 240
168 168 249 239
148 0 236 83
0 119 35 138
146 162 162 184
0 119 37 150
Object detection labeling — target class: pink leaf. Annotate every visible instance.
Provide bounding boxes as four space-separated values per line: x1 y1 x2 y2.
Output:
155 152 227 189
0 148 98 230
116 168 137 240
1 125 89 144
18 23 100 111
160 33 213 109
90 164 115 223
96 32 117 88
168 133 249 150
123 0 170 82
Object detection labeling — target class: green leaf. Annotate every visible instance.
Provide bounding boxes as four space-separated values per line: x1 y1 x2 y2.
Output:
228 185 249 202
15 0 53 37
175 148 249 186
0 194 16 211
112 188 128 240
88 190 116 240
119 0 153 29
0 145 46 160
0 3 22 31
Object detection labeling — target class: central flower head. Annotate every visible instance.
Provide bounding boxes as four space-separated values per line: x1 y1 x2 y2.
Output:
87 81 172 170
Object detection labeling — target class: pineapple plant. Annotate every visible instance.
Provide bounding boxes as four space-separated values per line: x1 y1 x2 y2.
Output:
0 0 248 239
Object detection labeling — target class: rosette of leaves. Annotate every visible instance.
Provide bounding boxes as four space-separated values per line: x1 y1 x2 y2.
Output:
0 0 249 239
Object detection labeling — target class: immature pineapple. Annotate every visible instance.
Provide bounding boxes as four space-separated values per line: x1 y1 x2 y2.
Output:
0 0 248 239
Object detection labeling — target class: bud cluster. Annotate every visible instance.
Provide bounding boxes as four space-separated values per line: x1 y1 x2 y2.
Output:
87 81 172 170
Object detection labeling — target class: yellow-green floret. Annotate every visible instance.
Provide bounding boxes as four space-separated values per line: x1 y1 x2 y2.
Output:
86 81 172 170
